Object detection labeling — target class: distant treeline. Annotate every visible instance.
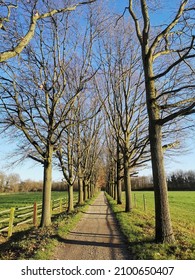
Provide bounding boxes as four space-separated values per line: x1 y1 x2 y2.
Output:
0 171 70 192
167 170 195 191
131 170 195 191
1 170 195 193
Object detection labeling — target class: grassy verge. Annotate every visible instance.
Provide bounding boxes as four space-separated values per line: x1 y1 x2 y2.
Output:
106 192 195 260
0 193 99 260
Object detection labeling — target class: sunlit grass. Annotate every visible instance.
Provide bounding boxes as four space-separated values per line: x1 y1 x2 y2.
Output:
107 191 195 260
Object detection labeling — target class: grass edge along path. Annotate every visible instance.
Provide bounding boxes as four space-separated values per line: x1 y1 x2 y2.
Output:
0 192 100 260
106 192 195 260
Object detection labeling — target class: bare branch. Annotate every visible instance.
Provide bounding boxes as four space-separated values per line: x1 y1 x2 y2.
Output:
152 36 195 80
0 0 96 62
150 0 189 55
158 102 195 125
157 85 195 99
128 0 143 45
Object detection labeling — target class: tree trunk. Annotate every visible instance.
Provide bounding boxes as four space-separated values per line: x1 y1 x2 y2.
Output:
114 183 117 201
77 127 84 205
83 180 88 201
111 165 115 198
116 145 122 204
144 56 175 243
67 133 74 213
117 176 122 204
68 182 74 212
78 176 84 205
124 154 132 212
88 183 91 199
40 147 53 227
150 122 175 243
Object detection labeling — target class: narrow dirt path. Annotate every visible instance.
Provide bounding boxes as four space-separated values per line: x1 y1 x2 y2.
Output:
52 192 130 260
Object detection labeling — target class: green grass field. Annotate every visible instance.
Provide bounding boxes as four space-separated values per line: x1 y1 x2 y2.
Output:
107 191 195 260
132 191 195 226
0 191 74 211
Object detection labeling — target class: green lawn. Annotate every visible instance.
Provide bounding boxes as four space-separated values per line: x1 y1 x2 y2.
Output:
107 191 195 260
0 191 75 211
132 191 195 223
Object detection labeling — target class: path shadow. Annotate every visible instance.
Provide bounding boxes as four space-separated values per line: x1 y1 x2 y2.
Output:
52 234 127 249
89 204 108 207
69 231 122 238
81 211 112 215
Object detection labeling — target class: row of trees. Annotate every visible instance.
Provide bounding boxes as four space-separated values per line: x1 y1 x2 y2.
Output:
101 0 195 244
0 0 195 244
0 0 105 226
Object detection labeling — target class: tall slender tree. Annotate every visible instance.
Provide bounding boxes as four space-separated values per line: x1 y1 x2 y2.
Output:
127 0 195 243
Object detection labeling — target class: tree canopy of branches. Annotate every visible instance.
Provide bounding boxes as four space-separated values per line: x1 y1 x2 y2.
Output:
0 7 99 226
95 18 150 211
0 0 96 62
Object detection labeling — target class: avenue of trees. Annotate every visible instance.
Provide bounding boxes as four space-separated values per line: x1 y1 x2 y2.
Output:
0 0 195 244
1 169 195 193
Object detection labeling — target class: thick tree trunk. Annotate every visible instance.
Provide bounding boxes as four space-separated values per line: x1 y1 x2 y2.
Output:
67 133 74 213
149 122 175 243
40 147 53 227
144 56 175 243
124 154 132 212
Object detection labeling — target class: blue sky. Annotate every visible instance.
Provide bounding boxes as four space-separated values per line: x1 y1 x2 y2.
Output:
0 137 63 181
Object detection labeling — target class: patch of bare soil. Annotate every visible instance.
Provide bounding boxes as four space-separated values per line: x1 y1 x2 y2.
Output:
52 192 130 260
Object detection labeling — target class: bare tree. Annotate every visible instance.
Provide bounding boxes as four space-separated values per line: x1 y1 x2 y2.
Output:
127 0 195 243
0 14 85 226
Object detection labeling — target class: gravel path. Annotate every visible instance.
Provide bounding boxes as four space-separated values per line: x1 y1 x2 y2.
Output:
53 192 130 260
